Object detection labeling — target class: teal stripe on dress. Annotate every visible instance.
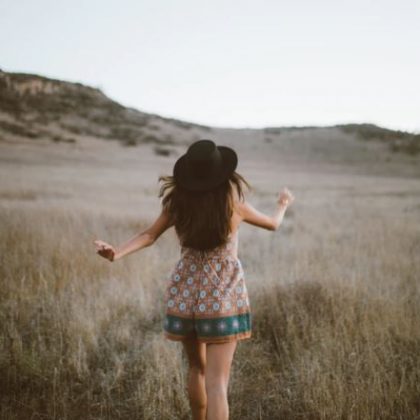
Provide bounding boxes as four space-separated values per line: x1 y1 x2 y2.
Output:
196 313 251 337
164 313 251 337
163 315 195 335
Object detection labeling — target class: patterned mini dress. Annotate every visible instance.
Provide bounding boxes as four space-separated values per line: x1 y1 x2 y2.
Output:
162 230 252 343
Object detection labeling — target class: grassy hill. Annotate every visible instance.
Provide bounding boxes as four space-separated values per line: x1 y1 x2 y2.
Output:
0 69 213 148
1 69 419 162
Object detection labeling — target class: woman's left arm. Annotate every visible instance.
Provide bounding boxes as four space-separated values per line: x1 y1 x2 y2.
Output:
94 207 173 262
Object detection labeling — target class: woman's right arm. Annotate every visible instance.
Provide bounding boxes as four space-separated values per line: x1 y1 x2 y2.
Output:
238 187 294 231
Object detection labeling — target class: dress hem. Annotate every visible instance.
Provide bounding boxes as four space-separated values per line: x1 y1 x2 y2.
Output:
163 330 252 344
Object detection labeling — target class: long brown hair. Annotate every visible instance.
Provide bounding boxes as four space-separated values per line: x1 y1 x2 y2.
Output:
158 172 251 251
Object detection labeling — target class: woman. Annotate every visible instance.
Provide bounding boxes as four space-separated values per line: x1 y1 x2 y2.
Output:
93 139 294 420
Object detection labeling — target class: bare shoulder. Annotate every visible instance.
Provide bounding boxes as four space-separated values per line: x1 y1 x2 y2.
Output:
233 199 247 220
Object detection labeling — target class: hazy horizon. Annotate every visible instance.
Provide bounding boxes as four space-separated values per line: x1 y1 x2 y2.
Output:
1 0 419 133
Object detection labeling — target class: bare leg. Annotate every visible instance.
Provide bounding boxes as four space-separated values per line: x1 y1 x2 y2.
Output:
205 340 237 420
182 335 207 420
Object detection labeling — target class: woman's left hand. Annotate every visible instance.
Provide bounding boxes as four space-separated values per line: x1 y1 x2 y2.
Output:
277 187 295 208
93 239 116 262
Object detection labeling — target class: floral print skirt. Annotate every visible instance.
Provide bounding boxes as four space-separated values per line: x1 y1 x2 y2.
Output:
162 249 252 344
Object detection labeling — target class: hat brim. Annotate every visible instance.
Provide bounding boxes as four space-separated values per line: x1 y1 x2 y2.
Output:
173 146 238 192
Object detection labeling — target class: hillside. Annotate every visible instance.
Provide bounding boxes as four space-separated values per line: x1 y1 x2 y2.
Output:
0 69 213 148
0 69 419 176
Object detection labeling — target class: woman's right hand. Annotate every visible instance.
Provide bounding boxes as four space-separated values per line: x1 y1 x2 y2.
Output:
277 187 295 208
93 239 116 262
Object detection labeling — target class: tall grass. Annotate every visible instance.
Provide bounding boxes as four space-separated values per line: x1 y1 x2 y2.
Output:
1 201 419 419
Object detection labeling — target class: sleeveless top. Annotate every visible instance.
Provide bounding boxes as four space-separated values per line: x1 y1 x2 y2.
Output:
179 230 239 262
163 227 251 342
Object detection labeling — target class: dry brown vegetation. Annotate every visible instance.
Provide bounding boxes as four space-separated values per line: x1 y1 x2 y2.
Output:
1 118 420 419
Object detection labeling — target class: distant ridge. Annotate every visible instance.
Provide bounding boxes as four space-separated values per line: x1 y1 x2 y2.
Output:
264 123 420 155
0 69 418 155
0 69 212 147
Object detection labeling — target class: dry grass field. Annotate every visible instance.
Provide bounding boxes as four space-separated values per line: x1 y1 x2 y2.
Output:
1 126 420 419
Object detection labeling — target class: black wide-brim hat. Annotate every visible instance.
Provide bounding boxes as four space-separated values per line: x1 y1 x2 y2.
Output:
173 139 238 191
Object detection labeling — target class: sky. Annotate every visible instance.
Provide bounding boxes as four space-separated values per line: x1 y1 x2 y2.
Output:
1 0 419 132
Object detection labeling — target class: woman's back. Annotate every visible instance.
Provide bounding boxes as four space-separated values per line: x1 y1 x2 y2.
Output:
180 228 239 261
178 200 242 260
